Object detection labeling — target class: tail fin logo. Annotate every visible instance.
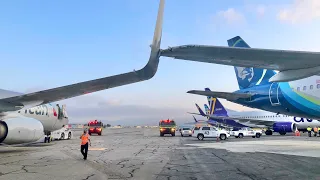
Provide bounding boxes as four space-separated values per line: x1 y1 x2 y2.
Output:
209 97 216 115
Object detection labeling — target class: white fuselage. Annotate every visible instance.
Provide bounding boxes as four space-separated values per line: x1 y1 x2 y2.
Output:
0 89 69 133
228 110 320 130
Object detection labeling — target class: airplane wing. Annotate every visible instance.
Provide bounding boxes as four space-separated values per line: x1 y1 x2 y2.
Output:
160 45 320 82
209 115 275 127
187 90 252 101
0 0 165 112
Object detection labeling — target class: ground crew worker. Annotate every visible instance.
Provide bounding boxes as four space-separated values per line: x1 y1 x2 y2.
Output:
307 126 312 137
80 129 91 160
313 126 318 136
318 127 320 137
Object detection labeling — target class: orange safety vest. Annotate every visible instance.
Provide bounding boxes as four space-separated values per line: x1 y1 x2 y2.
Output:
81 133 90 145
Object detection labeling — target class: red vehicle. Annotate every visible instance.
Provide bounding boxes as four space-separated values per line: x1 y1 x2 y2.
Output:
87 120 103 135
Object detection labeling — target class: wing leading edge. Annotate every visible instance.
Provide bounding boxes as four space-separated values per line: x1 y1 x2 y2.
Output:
160 43 320 82
0 0 165 112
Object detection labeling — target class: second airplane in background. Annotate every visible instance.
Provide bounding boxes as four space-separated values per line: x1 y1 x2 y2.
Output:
168 36 320 120
192 88 320 135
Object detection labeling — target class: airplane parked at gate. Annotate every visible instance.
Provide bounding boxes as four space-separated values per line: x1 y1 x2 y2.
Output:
191 88 320 135
0 0 165 145
161 36 320 120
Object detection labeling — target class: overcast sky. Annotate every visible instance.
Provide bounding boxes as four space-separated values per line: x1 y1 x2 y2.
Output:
1 0 319 125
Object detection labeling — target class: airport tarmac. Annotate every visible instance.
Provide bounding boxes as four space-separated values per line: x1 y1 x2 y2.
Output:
1 128 320 180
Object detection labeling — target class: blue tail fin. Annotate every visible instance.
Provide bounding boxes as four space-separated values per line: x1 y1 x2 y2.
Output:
227 36 276 90
195 103 206 116
192 115 198 122
204 104 210 120
211 98 228 117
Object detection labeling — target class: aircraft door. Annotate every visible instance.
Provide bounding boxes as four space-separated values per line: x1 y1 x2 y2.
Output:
269 82 281 106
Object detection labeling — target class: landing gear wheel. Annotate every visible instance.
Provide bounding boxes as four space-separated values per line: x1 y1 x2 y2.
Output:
238 134 244 138
279 131 286 135
265 130 273 135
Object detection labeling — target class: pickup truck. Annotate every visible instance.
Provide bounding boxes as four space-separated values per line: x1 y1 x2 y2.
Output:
192 126 230 140
229 127 262 138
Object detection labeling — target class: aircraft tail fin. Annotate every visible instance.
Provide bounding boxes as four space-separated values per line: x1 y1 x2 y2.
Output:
195 103 206 116
192 115 198 122
211 98 229 117
203 88 228 117
227 36 276 90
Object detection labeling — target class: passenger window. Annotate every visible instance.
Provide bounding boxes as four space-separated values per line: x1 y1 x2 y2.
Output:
303 86 306 91
297 87 300 91
310 85 313 90
202 127 210 130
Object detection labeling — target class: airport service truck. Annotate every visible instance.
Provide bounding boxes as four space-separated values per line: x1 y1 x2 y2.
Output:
159 119 177 136
229 127 262 138
51 125 73 140
192 126 230 140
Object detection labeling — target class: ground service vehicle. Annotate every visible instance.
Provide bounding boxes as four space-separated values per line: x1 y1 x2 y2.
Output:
52 125 73 140
230 127 262 138
181 127 192 137
192 126 230 140
88 120 103 135
159 119 176 136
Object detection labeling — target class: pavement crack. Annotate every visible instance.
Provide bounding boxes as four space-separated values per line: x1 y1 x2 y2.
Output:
82 174 95 180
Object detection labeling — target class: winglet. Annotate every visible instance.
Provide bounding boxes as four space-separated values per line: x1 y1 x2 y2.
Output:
137 0 164 80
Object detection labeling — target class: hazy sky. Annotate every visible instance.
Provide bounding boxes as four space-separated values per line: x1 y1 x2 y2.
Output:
0 0 319 125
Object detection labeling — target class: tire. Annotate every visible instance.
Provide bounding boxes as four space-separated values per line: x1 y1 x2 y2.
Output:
172 133 175 137
235 136 239 138
197 134 204 141
160 133 164 137
252 136 256 138
189 135 192 137
68 132 71 139
60 133 65 140
265 130 273 135
98 133 101 136
238 134 244 138
220 134 227 140
256 133 261 138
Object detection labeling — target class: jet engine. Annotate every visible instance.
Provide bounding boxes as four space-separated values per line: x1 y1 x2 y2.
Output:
272 122 297 135
0 117 44 145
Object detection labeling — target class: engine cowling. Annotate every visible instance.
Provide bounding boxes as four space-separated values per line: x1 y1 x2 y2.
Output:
273 122 297 133
0 117 44 145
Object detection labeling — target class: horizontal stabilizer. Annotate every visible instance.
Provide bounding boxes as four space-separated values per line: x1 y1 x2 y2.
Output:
187 90 252 101
187 112 203 116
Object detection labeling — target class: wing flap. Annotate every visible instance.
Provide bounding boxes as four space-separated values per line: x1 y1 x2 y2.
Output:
161 45 320 71
187 90 252 101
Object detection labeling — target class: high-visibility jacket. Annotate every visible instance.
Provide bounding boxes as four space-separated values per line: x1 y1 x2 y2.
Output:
318 127 320 132
80 133 90 145
307 127 312 132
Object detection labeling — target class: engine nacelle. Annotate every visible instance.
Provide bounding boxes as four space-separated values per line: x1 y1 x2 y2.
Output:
273 122 297 133
0 117 44 145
